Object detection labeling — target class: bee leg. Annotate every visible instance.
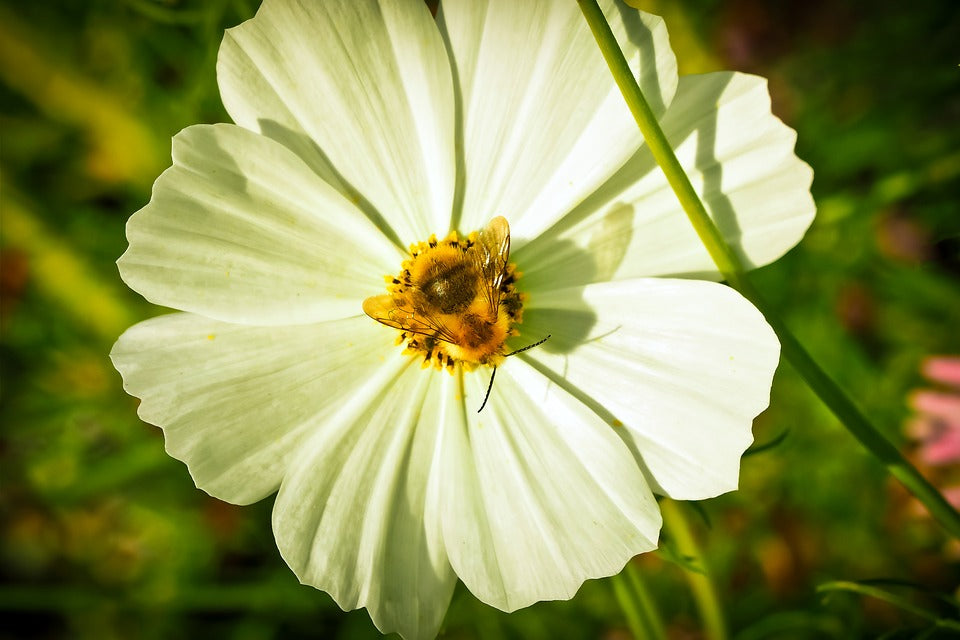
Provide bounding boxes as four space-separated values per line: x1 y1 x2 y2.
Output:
477 366 498 413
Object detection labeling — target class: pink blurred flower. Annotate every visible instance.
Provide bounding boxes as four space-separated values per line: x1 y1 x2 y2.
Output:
906 356 960 508
907 357 960 466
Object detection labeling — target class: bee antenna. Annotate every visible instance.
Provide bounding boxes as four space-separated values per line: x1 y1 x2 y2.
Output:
477 335 551 413
506 334 551 357
477 366 497 413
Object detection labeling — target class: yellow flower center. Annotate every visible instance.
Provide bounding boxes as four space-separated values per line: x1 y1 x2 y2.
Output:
362 217 525 372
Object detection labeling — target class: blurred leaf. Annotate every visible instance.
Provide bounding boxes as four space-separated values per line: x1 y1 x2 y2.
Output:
656 534 706 576
0 189 135 341
817 581 960 631
744 429 791 457
0 6 164 186
734 610 846 640
855 579 960 614
123 0 216 25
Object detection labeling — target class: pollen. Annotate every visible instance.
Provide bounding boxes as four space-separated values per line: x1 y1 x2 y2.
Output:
362 218 525 373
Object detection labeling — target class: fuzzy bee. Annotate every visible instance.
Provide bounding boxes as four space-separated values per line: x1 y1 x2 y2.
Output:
363 216 547 411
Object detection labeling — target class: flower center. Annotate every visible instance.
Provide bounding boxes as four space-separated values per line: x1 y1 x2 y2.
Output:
362 217 525 372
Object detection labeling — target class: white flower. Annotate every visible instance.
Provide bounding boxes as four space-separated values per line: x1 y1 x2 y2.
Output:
110 0 814 638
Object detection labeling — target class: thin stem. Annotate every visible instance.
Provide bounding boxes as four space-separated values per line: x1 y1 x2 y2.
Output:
625 562 668 640
611 564 667 640
575 0 741 284
611 572 647 640
660 499 727 640
577 0 960 539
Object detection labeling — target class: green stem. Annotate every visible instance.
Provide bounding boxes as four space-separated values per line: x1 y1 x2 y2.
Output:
611 563 668 640
625 562 668 639
611 572 648 640
577 0 960 539
661 499 727 640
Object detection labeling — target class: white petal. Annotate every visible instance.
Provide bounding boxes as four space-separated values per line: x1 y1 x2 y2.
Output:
439 360 660 612
439 0 677 237
516 72 815 290
118 124 399 326
273 360 455 640
521 278 780 499
218 0 455 241
110 312 395 505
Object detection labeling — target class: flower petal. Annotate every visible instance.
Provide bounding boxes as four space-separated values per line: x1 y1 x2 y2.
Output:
119 124 399 325
517 72 815 290
110 312 395 505
439 360 660 612
218 0 455 241
273 360 455 640
521 278 780 499
439 0 677 237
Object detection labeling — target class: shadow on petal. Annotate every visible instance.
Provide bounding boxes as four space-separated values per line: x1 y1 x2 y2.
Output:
520 354 660 493
515 238 599 355
258 118 404 249
519 72 743 283
614 0 668 116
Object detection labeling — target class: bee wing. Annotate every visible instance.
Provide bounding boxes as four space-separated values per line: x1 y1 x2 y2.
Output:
474 216 511 315
362 294 459 344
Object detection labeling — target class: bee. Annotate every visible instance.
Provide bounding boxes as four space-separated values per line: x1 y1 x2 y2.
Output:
363 216 548 411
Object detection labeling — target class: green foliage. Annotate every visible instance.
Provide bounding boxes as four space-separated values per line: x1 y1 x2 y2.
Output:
2 0 958 638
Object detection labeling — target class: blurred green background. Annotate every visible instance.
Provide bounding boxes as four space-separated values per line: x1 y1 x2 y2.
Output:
1 0 959 638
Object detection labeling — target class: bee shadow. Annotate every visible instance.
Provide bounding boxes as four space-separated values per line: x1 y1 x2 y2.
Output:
511 237 603 357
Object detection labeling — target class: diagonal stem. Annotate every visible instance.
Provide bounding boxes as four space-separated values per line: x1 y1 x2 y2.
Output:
660 499 727 640
577 0 960 539
611 562 668 640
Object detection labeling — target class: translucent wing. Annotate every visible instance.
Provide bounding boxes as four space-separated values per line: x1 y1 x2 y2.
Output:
362 294 459 344
474 216 510 316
